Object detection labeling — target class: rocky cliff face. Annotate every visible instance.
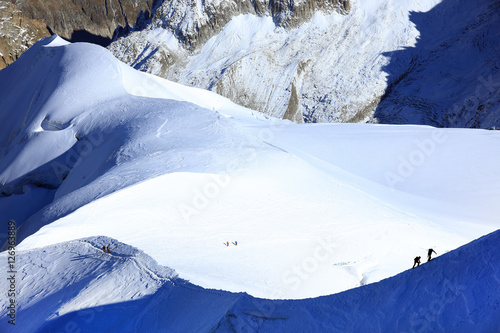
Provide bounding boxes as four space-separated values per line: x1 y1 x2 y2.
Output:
372 0 500 129
155 0 350 48
8 0 153 44
109 0 352 123
109 0 499 128
0 0 50 69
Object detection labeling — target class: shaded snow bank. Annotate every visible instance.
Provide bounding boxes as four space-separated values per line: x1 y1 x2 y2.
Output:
1 230 499 332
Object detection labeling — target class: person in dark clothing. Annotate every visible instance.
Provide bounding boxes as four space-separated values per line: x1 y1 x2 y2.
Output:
413 256 421 269
102 246 106 252
427 248 437 262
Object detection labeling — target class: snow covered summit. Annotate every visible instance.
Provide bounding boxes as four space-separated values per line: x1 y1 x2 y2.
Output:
0 35 500 303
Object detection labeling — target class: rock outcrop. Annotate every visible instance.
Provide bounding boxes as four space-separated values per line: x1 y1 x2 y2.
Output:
7 0 153 44
109 0 499 128
109 0 353 123
0 0 50 69
127 0 350 49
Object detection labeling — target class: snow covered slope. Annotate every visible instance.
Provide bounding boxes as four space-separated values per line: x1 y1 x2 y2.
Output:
1 230 499 332
1 36 500 302
108 0 499 127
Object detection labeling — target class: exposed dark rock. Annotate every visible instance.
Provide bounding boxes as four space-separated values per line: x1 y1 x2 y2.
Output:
8 0 153 45
121 0 351 50
0 0 51 69
270 0 350 27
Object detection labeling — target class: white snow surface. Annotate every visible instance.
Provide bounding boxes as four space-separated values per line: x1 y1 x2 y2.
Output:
1 36 500 303
1 232 499 331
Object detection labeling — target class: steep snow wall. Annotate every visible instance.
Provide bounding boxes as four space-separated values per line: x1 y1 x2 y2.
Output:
373 0 500 128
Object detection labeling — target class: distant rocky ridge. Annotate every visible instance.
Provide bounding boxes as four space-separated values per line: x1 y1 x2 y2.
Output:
109 0 352 123
0 0 50 69
6 0 152 44
3 0 497 128
128 0 350 49
109 0 499 128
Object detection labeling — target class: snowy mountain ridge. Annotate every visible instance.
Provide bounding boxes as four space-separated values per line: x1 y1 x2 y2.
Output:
1 230 499 332
0 33 500 331
1 35 499 302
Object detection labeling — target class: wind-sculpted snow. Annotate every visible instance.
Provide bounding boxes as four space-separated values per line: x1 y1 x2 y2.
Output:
0 35 271 239
1 36 500 302
0 231 499 332
0 236 179 332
